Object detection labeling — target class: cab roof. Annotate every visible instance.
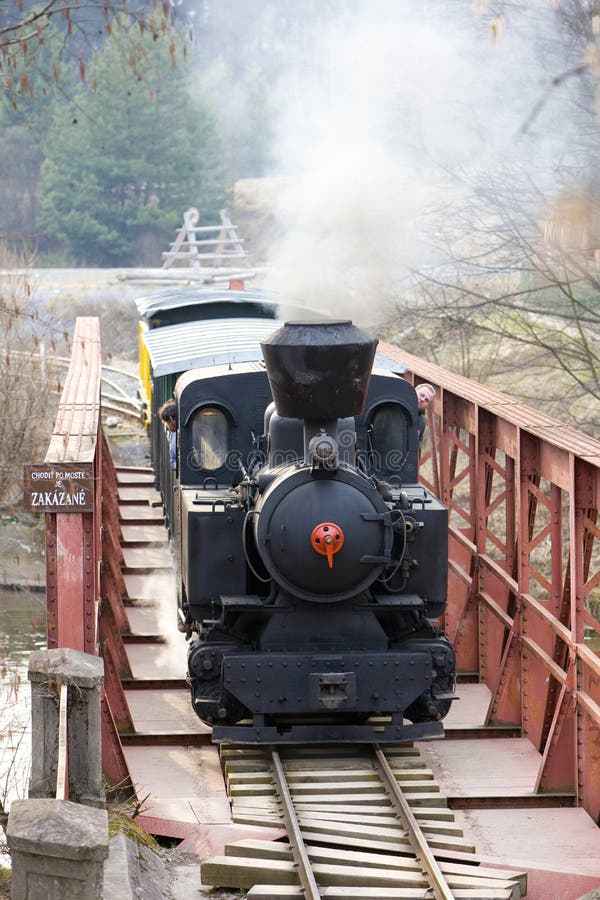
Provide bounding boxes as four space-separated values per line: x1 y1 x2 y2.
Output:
136 286 288 320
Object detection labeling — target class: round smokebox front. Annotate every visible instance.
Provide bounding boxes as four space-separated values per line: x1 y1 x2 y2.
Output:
255 469 390 602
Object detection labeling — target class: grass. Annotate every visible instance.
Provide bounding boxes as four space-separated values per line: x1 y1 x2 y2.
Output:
0 866 9 900
108 808 158 850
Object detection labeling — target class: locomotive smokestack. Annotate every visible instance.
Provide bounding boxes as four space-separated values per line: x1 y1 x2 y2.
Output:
260 320 378 420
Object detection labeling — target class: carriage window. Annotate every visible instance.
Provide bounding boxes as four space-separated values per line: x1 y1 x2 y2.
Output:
191 407 229 471
369 403 409 472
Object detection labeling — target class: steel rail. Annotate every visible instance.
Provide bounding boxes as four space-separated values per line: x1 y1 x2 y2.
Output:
374 745 454 900
270 749 322 900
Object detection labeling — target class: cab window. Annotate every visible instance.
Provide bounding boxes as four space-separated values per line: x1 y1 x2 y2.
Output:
191 407 229 471
368 403 409 472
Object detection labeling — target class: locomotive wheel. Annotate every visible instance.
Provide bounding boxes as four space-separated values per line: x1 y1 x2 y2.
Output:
188 640 250 726
404 686 452 723
394 632 456 723
191 680 249 726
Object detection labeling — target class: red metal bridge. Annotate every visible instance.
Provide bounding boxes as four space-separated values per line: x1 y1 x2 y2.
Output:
39 316 600 898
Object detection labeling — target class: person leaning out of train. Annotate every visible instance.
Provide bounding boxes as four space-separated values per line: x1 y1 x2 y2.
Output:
416 383 436 445
158 400 178 469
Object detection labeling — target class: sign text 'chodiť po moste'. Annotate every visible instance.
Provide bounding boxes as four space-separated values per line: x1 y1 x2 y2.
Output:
23 464 94 513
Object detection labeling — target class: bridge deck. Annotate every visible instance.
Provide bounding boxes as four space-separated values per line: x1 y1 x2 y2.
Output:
116 467 600 897
116 468 284 858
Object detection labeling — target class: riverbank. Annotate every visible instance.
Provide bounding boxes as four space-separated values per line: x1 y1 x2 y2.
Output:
0 517 45 591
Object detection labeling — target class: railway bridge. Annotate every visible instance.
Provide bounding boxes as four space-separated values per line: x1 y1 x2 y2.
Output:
23 314 600 898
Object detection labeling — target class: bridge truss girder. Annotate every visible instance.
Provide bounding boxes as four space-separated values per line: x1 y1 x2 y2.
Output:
383 342 600 819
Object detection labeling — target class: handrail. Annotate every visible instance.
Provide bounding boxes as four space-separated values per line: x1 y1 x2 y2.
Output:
381 339 600 821
41 317 132 788
383 342 600 461
45 318 101 465
44 318 101 653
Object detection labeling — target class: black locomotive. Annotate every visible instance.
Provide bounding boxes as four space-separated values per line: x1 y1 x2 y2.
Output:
171 318 455 743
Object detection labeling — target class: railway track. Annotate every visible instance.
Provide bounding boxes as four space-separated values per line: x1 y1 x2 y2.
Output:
201 743 527 899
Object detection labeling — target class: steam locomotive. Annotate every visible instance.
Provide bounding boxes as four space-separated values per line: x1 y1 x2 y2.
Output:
161 315 455 743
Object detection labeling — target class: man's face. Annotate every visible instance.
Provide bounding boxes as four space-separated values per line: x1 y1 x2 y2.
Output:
166 416 177 432
416 388 434 411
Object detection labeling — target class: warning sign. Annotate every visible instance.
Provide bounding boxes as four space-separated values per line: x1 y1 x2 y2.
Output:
23 464 94 513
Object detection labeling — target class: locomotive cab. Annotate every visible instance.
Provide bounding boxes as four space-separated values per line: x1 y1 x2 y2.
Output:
173 320 455 744
174 364 273 620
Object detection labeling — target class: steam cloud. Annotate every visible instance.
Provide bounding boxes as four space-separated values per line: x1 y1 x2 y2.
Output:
261 0 575 326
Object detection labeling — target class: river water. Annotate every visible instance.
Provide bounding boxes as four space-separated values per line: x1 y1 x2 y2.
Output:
0 587 46 863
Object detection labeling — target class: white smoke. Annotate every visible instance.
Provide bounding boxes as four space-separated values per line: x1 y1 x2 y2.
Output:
261 0 575 325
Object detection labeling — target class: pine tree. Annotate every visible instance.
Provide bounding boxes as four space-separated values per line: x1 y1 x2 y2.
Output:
0 19 77 236
38 17 229 265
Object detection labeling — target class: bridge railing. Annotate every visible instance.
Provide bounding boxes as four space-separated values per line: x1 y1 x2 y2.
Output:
40 317 132 790
383 341 600 820
33 323 600 819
